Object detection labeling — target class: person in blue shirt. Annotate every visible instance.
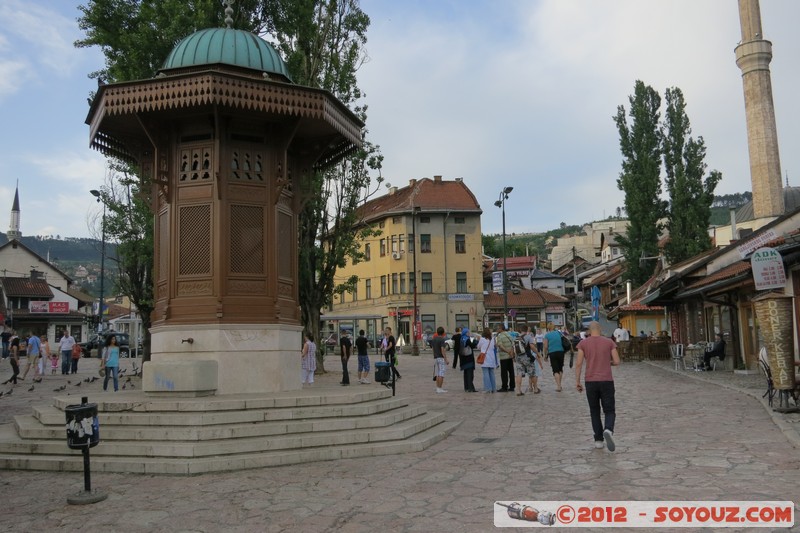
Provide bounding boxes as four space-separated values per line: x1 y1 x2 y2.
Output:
102 334 121 392
20 332 41 381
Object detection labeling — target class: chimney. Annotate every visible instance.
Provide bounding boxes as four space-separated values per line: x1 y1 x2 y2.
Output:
388 186 398 195
433 175 442 182
729 208 738 241
455 177 463 182
409 179 416 188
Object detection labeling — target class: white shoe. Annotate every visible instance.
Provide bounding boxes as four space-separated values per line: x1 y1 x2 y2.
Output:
594 441 604 449
603 429 615 452
436 388 447 393
362 379 370 384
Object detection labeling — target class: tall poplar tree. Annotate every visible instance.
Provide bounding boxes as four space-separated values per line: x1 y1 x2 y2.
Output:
614 80 667 286
662 87 721 264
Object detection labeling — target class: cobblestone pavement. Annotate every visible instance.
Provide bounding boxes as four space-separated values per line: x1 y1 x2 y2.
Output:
1 353 799 532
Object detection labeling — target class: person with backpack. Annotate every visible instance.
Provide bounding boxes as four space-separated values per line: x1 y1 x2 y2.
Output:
495 323 515 392
453 327 477 392
514 326 543 395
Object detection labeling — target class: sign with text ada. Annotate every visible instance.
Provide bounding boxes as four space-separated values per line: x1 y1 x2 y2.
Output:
751 247 786 291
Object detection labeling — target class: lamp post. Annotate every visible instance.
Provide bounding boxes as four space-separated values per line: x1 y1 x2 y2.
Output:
411 206 420 356
90 190 106 333
494 187 513 328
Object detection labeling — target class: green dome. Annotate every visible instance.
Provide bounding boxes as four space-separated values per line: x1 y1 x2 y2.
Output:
161 28 292 81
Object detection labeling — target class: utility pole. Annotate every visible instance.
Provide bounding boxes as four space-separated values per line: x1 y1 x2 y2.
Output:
573 246 579 332
411 206 420 356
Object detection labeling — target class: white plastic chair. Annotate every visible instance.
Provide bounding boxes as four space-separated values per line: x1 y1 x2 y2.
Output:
670 343 685 371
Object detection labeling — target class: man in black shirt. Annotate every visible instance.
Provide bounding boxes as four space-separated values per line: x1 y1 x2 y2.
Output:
355 330 370 384
384 326 401 379
430 326 449 393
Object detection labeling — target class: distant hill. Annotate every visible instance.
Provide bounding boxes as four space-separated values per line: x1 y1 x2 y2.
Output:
0 232 114 264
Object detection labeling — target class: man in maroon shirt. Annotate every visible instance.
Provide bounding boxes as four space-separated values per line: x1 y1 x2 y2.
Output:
575 321 621 451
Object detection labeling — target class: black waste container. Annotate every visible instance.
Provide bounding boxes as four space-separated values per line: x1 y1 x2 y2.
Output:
374 361 391 383
65 402 100 449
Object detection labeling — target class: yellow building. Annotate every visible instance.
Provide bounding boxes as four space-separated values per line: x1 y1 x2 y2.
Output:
328 176 484 344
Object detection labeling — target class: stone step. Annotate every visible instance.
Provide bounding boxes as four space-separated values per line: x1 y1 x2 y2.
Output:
49 388 392 414
0 420 460 475
0 411 446 458
16 403 428 441
33 395 409 426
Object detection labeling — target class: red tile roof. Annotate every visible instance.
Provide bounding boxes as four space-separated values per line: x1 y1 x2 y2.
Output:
357 177 481 224
0 277 53 298
684 261 751 290
617 301 664 312
484 288 567 308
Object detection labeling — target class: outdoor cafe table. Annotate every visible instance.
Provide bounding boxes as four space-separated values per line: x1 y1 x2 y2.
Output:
686 345 706 370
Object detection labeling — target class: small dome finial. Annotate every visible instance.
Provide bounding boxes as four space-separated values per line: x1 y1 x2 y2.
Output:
224 0 235 29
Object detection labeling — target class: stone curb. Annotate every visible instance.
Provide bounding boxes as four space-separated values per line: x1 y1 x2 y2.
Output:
643 360 800 450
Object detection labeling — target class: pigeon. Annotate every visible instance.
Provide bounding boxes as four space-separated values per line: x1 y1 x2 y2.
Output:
84 377 91 383
90 376 99 383
28 385 34 392
0 391 4 398
122 383 126 390
75 381 82 387
67 381 71 385
5 388 12 396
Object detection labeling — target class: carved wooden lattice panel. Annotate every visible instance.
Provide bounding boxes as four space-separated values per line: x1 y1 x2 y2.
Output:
158 211 169 282
230 205 264 274
178 205 211 276
179 145 212 182
231 151 264 181
277 210 293 279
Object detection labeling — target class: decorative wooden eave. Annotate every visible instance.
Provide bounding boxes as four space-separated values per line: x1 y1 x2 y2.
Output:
86 68 364 160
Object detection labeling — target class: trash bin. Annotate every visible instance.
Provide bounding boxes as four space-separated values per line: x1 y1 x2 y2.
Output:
374 361 391 383
65 402 100 449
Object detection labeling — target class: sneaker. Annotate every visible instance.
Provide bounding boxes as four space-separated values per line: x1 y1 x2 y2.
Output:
603 429 616 452
362 379 370 384
594 441 605 449
435 388 447 393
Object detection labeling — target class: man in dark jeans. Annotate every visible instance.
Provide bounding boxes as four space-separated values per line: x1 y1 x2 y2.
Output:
575 321 621 452
494 323 515 392
339 331 352 386
703 333 726 371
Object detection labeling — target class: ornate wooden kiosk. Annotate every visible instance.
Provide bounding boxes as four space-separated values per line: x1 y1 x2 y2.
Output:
86 22 362 395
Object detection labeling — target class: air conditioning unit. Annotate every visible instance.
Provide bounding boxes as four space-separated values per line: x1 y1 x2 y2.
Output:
391 252 402 260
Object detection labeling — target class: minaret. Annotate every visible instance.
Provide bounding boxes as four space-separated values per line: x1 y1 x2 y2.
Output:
7 183 21 241
735 0 785 219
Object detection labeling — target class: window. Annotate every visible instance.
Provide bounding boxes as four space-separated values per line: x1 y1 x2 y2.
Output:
352 285 357 302
400 273 406 294
379 221 385 228
392 216 402 224
364 243 371 261
456 272 467 293
391 273 398 294
408 233 414 253
380 275 387 296
365 279 371 299
455 314 470 330
612 247 619 255
391 235 398 254
420 234 431 253
399 234 405 252
422 314 436 338
421 272 433 293
454 216 465 224
379 238 386 257
455 234 466 254
409 272 416 292
420 216 430 223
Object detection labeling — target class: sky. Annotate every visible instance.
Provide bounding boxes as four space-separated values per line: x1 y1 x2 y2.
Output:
1 0 799 239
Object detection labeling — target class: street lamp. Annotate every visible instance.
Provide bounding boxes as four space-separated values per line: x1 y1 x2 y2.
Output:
411 206 420 356
90 189 106 333
494 186 513 328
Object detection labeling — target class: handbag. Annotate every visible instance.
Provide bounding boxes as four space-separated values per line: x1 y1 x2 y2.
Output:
476 352 486 365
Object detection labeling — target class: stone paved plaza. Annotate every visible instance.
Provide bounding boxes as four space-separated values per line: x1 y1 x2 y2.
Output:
1 352 798 532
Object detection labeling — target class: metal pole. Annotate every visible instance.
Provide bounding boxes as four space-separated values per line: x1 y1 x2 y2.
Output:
411 207 419 356
99 203 106 333
501 197 508 328
573 246 579 332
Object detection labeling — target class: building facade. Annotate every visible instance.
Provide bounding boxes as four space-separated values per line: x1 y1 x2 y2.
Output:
328 176 484 342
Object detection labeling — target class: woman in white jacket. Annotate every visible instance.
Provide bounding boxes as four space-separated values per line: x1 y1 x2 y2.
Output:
478 327 499 393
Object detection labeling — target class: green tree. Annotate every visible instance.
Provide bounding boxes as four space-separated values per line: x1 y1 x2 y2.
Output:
614 80 667 286
662 87 721 264
92 166 154 362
